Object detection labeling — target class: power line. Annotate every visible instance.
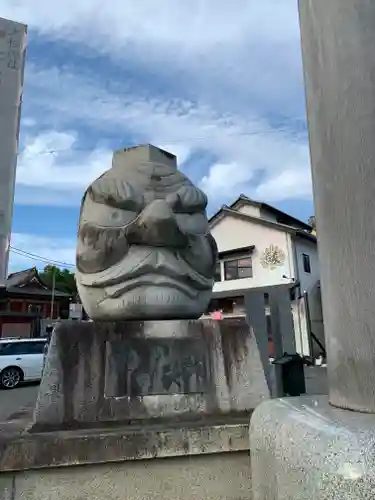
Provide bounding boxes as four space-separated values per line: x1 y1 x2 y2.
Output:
9 246 75 269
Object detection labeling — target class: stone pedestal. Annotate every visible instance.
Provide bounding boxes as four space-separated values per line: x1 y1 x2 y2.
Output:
250 396 375 499
0 317 265 499
33 318 269 430
0 419 251 500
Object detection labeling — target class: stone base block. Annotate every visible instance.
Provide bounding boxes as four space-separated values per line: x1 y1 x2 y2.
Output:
250 395 375 499
0 419 249 472
33 318 269 430
0 418 251 500
0 450 251 500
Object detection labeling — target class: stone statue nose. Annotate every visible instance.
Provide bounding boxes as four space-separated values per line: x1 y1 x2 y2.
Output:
126 199 188 248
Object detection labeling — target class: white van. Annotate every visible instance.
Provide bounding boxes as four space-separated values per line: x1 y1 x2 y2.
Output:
0 338 47 389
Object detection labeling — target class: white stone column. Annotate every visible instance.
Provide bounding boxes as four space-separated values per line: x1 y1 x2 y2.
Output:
250 2 375 498
299 0 375 413
0 18 27 285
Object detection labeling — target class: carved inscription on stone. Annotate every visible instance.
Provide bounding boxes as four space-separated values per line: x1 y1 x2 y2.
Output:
105 339 208 397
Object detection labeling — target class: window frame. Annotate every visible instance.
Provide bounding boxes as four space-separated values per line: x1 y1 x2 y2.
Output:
302 253 311 274
223 255 253 281
214 262 222 282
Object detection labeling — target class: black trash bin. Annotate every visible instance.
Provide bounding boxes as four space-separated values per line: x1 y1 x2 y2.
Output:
272 353 306 397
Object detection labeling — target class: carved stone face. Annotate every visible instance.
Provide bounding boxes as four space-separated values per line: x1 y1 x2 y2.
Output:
75 146 217 320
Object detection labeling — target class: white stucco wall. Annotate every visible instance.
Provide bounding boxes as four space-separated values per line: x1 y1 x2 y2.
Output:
235 204 261 218
294 237 320 293
210 214 297 293
210 213 323 357
293 236 324 356
259 208 278 223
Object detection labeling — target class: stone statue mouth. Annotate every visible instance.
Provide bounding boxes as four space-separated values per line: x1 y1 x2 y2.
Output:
100 274 201 301
80 247 212 298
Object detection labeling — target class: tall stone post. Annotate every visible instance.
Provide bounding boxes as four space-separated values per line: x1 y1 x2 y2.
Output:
0 18 27 285
249 1 375 497
299 0 375 413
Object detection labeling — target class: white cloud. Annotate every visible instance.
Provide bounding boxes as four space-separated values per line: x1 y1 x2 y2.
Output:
16 64 310 206
254 168 312 202
2 1 300 55
17 130 111 189
1 0 311 208
9 233 75 272
200 162 254 199
3 0 305 119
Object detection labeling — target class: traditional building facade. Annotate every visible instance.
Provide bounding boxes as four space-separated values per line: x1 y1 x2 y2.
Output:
0 268 71 338
208 195 324 358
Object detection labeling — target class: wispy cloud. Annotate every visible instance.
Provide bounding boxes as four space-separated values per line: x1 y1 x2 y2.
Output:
17 131 111 189
16 63 310 207
9 233 76 272
2 0 311 211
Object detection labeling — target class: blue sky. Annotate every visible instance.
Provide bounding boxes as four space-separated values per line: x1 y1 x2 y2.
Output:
3 0 314 273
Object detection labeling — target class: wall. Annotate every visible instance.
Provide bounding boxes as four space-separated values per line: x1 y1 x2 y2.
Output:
0 451 251 500
211 214 296 293
236 203 261 218
293 237 325 356
259 207 278 223
0 317 32 338
294 237 320 293
1 321 30 338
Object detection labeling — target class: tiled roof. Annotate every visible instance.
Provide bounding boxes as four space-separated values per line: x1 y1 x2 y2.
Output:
5 267 71 297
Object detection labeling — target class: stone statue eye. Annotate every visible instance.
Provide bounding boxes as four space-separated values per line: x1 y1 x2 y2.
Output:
89 178 143 212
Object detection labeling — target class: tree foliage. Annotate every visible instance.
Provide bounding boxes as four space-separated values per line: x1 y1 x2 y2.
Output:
39 265 77 296
308 215 316 235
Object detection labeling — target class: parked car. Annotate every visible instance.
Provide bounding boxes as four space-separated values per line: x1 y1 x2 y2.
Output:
0 338 47 389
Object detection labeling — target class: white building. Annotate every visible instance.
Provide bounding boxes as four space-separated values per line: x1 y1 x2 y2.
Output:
208 195 324 358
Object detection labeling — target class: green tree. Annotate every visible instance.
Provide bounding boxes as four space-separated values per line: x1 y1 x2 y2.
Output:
39 265 77 296
308 215 316 233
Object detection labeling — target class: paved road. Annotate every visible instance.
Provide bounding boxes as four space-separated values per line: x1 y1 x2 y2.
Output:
0 383 39 421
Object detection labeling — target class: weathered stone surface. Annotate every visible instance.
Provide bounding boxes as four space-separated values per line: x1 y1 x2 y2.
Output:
76 144 217 321
0 419 249 472
32 318 269 430
10 451 251 500
299 0 375 412
0 475 14 500
250 395 375 499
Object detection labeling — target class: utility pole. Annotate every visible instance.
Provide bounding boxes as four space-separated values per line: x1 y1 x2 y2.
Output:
50 267 55 319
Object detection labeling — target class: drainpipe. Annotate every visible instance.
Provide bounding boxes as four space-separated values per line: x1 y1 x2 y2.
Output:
291 236 306 356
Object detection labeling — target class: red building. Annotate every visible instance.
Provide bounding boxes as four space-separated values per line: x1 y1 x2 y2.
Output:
0 268 72 338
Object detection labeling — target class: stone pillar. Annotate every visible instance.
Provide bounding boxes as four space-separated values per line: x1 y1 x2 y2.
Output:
299 0 375 413
249 1 375 498
0 18 27 285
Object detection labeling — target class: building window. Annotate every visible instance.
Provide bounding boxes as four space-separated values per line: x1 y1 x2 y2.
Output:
224 257 253 280
232 296 245 315
302 253 311 274
214 262 222 282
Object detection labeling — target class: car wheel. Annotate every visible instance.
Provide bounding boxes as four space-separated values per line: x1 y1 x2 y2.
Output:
0 367 22 389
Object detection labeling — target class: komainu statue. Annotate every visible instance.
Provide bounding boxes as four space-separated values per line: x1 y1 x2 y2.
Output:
75 145 217 320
